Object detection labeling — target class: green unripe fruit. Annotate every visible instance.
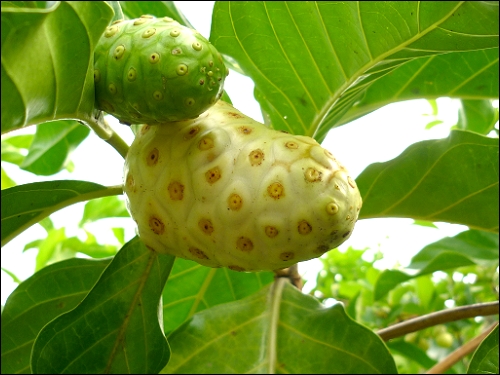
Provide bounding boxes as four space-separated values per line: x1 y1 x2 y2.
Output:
94 15 228 124
123 101 362 272
435 332 454 348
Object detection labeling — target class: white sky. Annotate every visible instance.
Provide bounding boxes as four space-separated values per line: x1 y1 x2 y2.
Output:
2 2 494 304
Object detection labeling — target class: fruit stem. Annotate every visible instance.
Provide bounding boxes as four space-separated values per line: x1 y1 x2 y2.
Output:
83 112 129 159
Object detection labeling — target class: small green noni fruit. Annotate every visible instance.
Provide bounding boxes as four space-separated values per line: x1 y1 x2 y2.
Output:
123 101 362 272
94 15 228 124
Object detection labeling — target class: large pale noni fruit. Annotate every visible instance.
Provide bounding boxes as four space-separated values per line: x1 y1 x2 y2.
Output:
123 101 362 272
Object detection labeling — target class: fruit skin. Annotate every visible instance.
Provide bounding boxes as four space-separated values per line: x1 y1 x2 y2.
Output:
94 15 228 124
123 100 362 272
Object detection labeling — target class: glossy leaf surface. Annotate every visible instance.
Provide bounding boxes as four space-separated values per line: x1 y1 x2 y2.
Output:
31 237 173 374
1 180 122 246
357 130 499 232
1 258 111 374
164 280 396 374
1 1 113 133
211 2 499 140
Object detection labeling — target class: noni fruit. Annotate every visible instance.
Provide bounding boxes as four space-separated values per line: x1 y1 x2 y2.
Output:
94 15 228 124
123 101 362 272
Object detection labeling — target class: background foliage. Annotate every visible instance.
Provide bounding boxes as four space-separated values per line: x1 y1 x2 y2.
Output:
1 1 498 374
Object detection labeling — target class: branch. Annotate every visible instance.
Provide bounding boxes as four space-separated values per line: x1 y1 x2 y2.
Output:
82 112 129 159
274 264 303 290
377 301 499 341
426 322 498 374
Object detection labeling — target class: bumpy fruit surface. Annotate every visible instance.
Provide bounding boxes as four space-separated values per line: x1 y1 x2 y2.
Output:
94 15 227 124
123 101 362 272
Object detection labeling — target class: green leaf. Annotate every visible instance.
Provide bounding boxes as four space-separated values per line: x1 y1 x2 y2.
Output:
31 237 173 374
1 257 111 375
1 1 113 133
20 120 90 175
357 130 499 232
1 167 16 189
386 340 437 370
374 230 499 300
0 266 21 284
457 99 499 135
119 1 194 27
164 280 396 373
409 230 499 269
468 324 499 374
1 134 33 166
412 220 438 228
1 180 123 246
34 227 67 271
334 49 499 129
162 257 274 335
212 2 499 140
80 195 129 226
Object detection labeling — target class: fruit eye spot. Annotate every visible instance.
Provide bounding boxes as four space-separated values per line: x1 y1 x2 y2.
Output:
126 173 135 191
104 26 119 37
199 79 205 85
267 182 284 199
228 265 245 272
188 247 209 260
153 90 163 100
142 28 156 38
249 149 264 166
149 216 165 235
285 141 299 149
170 29 180 37
237 237 253 252
265 226 279 238
146 148 159 166
133 18 148 26
108 83 117 95
326 202 339 215
297 220 312 235
205 167 221 184
198 137 214 150
127 67 137 81
228 194 243 210
342 231 351 238
176 64 188 75
207 71 213 77
192 42 203 51
171 48 182 55
149 53 160 64
305 168 322 182
239 126 252 135
163 16 174 22
140 125 150 134
315 245 329 254
198 218 214 235
185 98 195 106
185 126 200 139
209 61 214 67
279 252 295 261
168 181 184 200
114 45 125 59
94 69 100 82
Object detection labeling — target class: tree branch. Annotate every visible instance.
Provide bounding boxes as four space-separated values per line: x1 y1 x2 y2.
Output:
426 322 498 374
377 301 499 341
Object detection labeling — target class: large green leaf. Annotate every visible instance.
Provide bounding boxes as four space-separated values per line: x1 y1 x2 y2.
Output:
164 280 396 373
357 130 499 232
1 180 123 246
20 120 90 175
211 2 499 141
374 229 499 300
162 257 274 335
119 1 194 27
1 133 34 166
457 99 499 135
31 237 173 374
334 49 499 130
1 1 113 133
468 324 499 374
79 195 130 226
1 258 111 375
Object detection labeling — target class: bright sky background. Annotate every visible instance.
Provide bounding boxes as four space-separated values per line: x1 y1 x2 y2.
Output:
2 2 496 304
